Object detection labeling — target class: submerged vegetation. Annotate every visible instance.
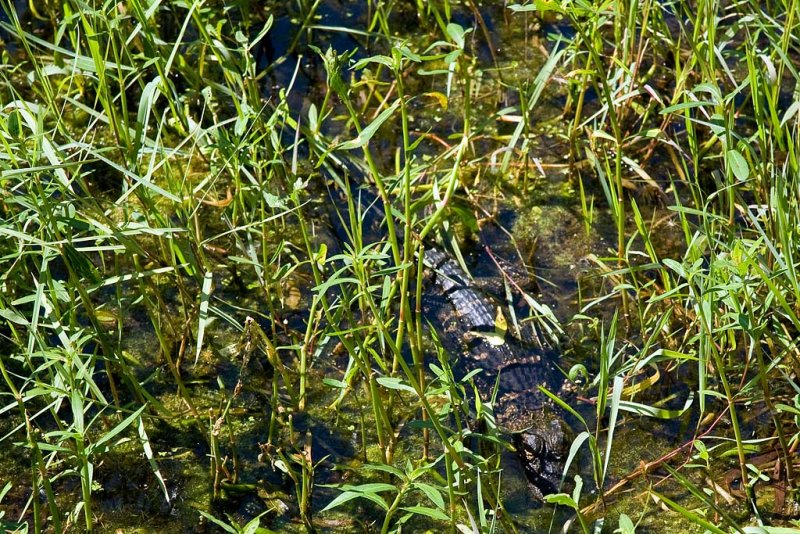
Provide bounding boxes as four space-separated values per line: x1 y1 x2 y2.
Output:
1 0 800 531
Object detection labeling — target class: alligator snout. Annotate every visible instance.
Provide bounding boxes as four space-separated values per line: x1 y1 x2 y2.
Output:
513 417 569 500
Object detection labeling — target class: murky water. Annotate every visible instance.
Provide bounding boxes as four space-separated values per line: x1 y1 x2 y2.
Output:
0 1 734 532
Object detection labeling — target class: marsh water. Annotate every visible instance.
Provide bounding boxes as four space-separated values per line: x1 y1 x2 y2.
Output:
1 0 780 532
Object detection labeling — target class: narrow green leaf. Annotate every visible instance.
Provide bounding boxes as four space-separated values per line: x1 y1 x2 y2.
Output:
359 463 405 478
508 1 565 13
544 493 577 509
780 100 800 127
322 378 347 389
320 490 362 512
618 393 694 419
603 375 623 483
321 490 390 512
249 14 273 49
71 389 84 434
445 23 466 49
344 483 397 493
198 511 240 534
353 54 394 70
338 99 400 150
92 405 147 451
413 482 445 510
195 270 214 365
649 491 726 533
0 308 28 326
401 506 450 521
0 481 12 502
137 414 170 502
618 513 636 534
539 386 587 427
727 149 749 182
397 46 422 62
376 376 417 395
660 100 715 114
135 76 161 155
563 433 591 487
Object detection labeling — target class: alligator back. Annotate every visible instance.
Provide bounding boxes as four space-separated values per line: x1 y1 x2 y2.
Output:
422 247 561 425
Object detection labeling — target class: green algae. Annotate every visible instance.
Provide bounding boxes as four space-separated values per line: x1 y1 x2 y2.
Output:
4 0 796 532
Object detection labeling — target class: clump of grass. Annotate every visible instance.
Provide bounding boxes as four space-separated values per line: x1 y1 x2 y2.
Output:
2 0 800 531
536 0 800 527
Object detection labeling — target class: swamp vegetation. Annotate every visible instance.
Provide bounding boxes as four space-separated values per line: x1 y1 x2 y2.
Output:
1 0 800 532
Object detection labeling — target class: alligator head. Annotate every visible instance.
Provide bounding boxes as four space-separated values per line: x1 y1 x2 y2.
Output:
512 415 569 500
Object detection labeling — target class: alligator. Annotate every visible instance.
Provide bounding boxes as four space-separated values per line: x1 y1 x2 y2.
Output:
319 152 569 499
422 247 568 498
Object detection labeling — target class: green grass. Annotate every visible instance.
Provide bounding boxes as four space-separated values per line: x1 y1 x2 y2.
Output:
1 0 800 532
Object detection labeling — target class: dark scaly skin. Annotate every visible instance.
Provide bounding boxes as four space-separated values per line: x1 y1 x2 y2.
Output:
320 154 568 498
422 248 567 499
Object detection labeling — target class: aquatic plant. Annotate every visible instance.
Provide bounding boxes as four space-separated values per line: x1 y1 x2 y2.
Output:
0 0 799 531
